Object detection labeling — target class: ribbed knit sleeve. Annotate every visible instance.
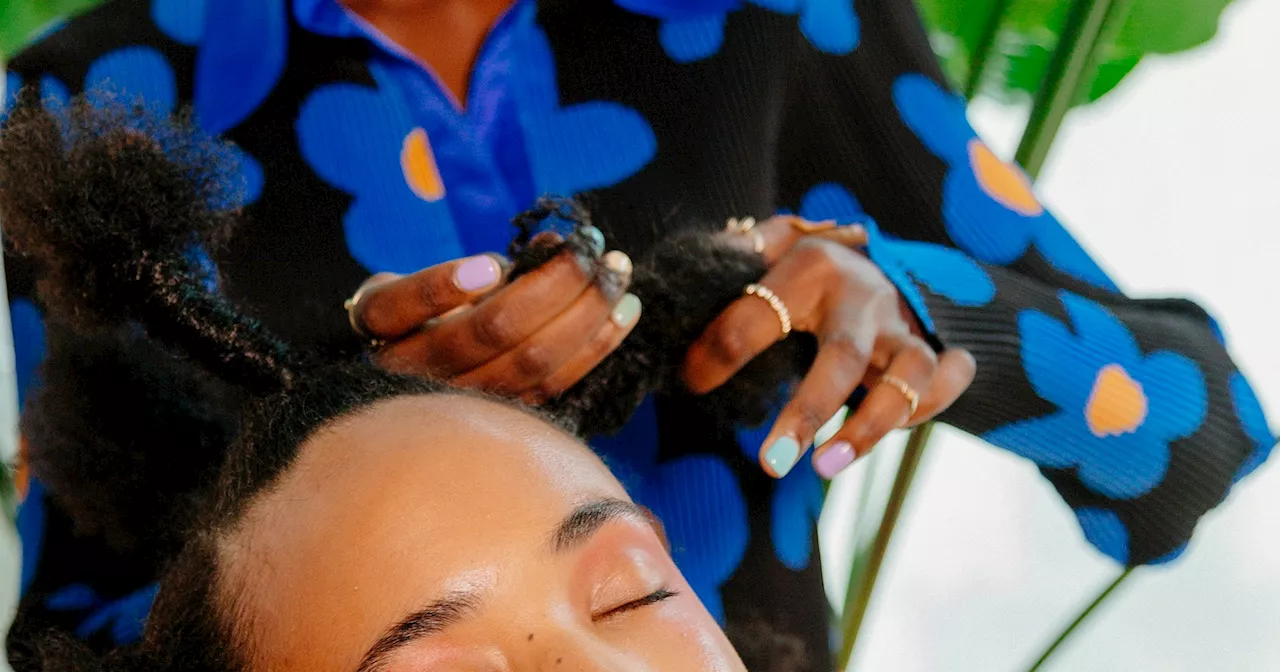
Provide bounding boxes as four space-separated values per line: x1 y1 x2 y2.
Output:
773 0 1275 565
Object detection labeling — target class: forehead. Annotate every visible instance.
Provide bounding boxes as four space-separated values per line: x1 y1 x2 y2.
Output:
222 394 627 669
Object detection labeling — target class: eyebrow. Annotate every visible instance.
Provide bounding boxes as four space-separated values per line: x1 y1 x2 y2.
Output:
550 498 652 553
354 498 653 671
356 593 479 672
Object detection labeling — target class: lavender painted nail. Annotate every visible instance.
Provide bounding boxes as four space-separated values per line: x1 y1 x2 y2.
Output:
454 255 501 291
814 441 856 479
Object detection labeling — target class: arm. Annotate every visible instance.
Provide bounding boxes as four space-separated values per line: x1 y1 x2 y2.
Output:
772 0 1273 565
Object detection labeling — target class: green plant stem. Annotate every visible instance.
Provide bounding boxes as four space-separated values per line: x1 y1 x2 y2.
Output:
1014 0 1117 179
1026 568 1135 671
832 448 883 620
962 0 1016 100
837 423 934 669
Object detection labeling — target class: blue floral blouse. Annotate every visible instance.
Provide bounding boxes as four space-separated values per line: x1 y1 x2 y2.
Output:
2 0 1272 665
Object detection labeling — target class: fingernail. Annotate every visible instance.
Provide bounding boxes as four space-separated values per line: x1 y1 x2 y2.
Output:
454 255 501 291
581 225 605 257
602 250 633 278
763 435 801 478
814 441 855 479
611 293 641 328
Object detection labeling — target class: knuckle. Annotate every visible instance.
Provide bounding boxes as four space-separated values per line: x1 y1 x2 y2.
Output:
358 300 391 335
793 403 832 439
414 276 450 316
511 343 556 381
824 332 871 367
470 310 520 349
906 340 939 371
533 379 564 403
707 324 754 365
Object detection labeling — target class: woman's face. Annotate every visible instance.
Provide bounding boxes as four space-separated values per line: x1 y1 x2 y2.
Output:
219 394 745 671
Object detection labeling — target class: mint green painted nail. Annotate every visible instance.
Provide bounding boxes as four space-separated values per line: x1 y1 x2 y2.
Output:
763 435 801 478
611 293 641 328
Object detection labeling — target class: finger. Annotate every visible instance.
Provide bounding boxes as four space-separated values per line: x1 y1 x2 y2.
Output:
813 225 868 248
721 216 865 265
521 293 642 405
413 245 600 375
812 334 938 479
452 255 634 394
682 287 802 395
905 348 976 426
755 312 878 478
683 241 846 394
357 254 507 339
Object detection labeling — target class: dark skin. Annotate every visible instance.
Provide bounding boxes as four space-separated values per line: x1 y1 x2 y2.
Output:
340 0 977 479
339 0 514 108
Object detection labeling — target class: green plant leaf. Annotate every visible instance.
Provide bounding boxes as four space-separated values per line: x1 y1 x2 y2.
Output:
915 0 1235 105
0 0 106 60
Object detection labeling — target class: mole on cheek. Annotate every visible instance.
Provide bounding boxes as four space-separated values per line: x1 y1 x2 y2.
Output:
527 633 534 642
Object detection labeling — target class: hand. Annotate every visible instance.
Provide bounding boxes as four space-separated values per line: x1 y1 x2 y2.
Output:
349 233 641 404
682 216 976 479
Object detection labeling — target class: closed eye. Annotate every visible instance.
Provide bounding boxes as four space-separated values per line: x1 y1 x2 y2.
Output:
596 588 679 621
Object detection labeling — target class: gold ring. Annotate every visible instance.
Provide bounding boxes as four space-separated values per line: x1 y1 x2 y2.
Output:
879 375 920 417
725 216 757 234
343 284 385 349
726 217 765 255
744 283 791 340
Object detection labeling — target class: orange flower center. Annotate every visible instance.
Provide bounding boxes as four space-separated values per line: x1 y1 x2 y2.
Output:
1085 364 1149 438
401 127 446 202
969 140 1043 216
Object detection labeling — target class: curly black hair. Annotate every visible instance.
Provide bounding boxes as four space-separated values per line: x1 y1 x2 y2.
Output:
508 196 817 437
1 91 832 670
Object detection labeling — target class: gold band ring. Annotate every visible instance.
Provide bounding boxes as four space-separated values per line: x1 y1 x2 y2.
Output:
726 217 766 255
343 284 386 350
744 283 792 340
878 374 920 417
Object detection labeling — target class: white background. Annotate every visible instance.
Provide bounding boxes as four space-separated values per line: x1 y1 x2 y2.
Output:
821 0 1280 669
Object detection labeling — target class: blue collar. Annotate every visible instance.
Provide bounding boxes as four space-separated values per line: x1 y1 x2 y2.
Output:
291 0 364 38
293 0 745 32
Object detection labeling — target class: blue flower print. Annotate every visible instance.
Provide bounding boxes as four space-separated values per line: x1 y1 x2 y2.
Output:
1229 372 1276 483
86 47 177 114
3 72 71 124
152 0 207 46
643 0 859 63
296 64 466 274
984 291 1208 499
16 480 46 595
511 26 657 197
12 297 49 595
45 583 159 645
736 414 824 572
1073 508 1129 564
615 0 742 19
659 14 730 63
84 46 264 204
3 72 23 123
752 0 860 55
591 400 749 622
1072 508 1190 566
892 74 1118 292
796 182 996 333
1149 541 1189 566
192 0 288 136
